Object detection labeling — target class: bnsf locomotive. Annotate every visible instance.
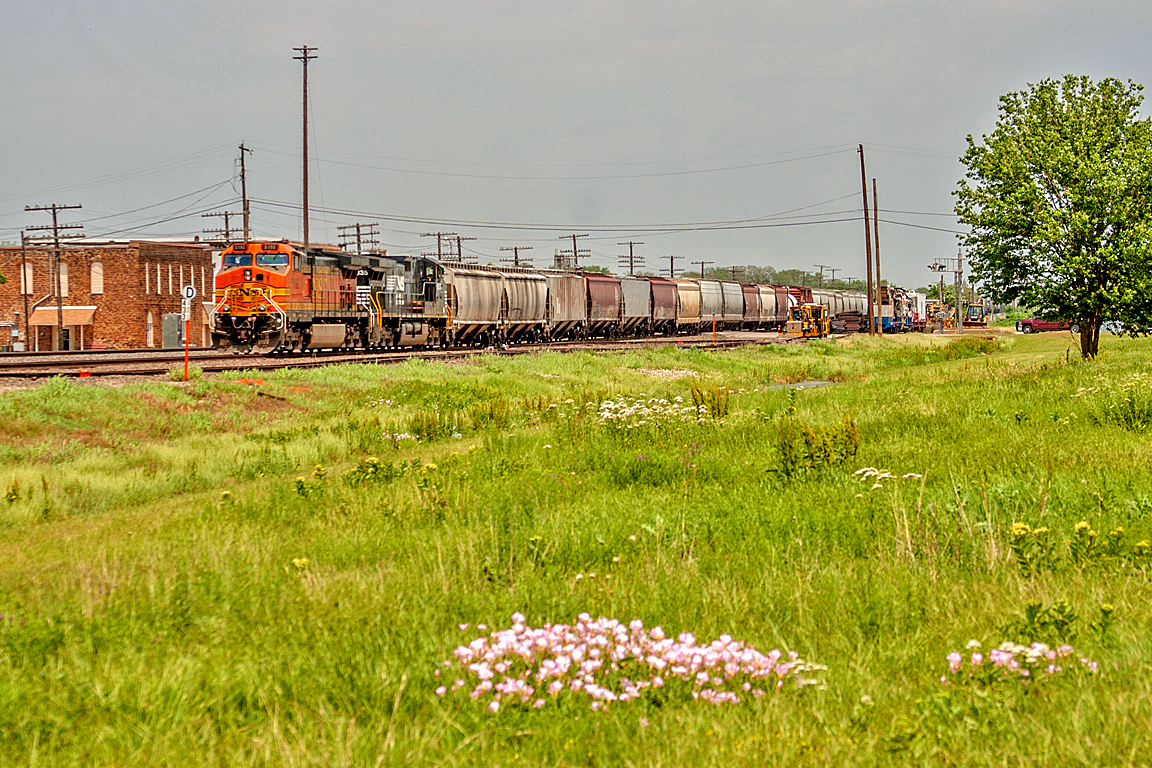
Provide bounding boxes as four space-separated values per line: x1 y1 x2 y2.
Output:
213 240 447 352
212 239 883 353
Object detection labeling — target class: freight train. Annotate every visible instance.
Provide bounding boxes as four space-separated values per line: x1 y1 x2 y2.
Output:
211 240 870 352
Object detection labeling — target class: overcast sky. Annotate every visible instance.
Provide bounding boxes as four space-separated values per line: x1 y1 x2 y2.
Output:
3 0 1151 286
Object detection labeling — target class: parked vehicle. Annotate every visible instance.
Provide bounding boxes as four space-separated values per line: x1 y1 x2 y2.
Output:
1016 318 1080 334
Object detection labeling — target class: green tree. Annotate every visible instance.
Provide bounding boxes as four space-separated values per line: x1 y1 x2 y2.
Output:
955 75 1152 357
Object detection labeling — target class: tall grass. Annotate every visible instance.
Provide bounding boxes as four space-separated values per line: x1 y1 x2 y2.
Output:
1 333 1152 765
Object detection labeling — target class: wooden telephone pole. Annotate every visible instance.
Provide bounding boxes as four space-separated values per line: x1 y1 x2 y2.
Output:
500 246 533 267
239 143 253 242
293 46 317 249
858 145 875 336
617 241 645 275
25 203 83 351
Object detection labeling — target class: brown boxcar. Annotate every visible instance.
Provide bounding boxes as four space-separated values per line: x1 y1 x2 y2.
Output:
741 284 761 328
584 273 622 337
646 277 679 335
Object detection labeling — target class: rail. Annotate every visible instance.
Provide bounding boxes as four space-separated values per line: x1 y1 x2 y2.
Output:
0 332 791 379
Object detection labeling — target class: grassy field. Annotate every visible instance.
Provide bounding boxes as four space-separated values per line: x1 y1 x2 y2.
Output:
2 332 1151 767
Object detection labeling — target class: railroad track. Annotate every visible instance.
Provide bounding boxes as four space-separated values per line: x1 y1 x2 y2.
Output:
0 333 791 378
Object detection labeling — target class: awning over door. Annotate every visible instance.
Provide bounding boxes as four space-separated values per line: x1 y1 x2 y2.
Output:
28 306 96 326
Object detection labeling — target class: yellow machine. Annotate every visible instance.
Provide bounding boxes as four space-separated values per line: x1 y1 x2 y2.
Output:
963 303 988 328
785 303 830 338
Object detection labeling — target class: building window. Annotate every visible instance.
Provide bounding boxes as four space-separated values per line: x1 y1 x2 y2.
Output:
21 263 33 295
59 262 69 297
168 264 173 294
147 311 154 347
91 262 104 294
145 262 150 293
157 264 162 294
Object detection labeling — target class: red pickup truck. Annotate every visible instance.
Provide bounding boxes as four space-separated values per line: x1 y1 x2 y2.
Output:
1016 318 1080 334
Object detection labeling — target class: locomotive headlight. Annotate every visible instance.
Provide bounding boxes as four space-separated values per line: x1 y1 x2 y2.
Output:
221 304 231 312
259 304 267 311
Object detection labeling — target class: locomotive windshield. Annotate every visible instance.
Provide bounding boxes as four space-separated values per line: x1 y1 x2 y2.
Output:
256 252 289 267
222 253 252 267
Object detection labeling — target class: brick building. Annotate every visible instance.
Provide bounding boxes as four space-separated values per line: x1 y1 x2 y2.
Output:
0 241 215 351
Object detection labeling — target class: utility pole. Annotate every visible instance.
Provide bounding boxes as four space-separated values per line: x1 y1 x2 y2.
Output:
827 266 840 285
293 45 317 249
338 222 380 252
202 210 242 244
955 248 964 335
500 246 533 267
421 232 457 261
454 235 477 264
239 143 253 242
25 203 83 351
873 178 882 332
20 232 29 350
726 266 745 281
559 233 589 271
858 144 875 336
617 241 645 275
694 260 714 279
813 264 828 288
665 254 681 278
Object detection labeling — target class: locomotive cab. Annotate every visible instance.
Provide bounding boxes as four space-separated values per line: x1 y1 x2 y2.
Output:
213 241 293 352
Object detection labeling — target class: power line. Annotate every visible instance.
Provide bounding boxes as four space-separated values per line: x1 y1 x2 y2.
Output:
248 146 856 181
250 197 861 234
247 140 857 169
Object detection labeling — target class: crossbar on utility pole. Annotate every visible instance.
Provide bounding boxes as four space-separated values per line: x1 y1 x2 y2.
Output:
421 232 457 261
338 222 380 252
25 203 83 351
559 233 589 271
665 255 680 278
454 235 477 264
203 210 242 244
617 241 645 275
500 246 533 267
694 260 713 278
